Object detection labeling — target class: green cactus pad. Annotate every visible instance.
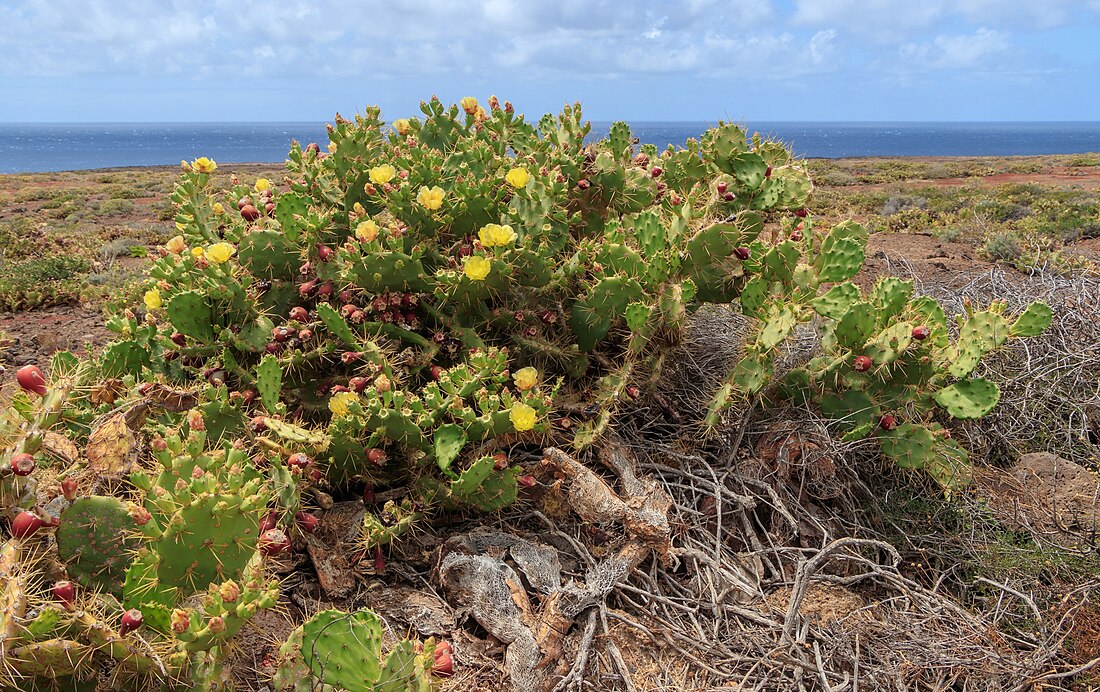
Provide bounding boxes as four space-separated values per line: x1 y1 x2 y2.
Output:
155 494 259 593
819 390 877 432
316 302 359 347
167 290 215 343
834 302 877 350
378 640 432 692
870 278 913 325
450 455 519 511
56 496 143 596
255 355 282 413
757 305 799 350
812 283 860 320
1010 301 1053 337
815 237 864 283
932 378 1001 419
300 609 384 688
879 423 936 469
237 228 300 280
949 312 1010 378
434 424 467 473
865 322 913 365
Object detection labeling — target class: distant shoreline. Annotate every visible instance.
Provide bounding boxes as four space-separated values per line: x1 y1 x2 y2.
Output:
4 153 1100 178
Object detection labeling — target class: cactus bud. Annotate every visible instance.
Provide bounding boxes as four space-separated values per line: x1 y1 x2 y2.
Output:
207 616 226 634
493 453 508 471
374 374 392 392
366 448 387 466
61 478 78 501
879 414 898 431
120 609 144 636
187 409 205 431
10 453 35 477
16 365 47 396
733 247 751 260
717 181 728 194
251 415 268 432
341 351 362 364
853 356 873 372
433 641 455 676
10 511 46 538
53 581 75 610
430 365 444 381
795 208 808 218
218 580 241 603
374 546 386 573
517 475 537 489
349 377 369 392
171 609 191 634
765 165 772 178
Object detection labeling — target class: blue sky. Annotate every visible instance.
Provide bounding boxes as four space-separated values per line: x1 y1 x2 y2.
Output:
1 0 1098 122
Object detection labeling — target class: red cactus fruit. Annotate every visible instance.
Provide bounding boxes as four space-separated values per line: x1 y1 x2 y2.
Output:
651 166 663 178
52 581 75 610
912 325 931 341
16 365 47 396
853 356 873 372
295 511 319 534
717 181 728 194
10 511 46 539
879 414 898 431
119 609 143 636
733 247 751 260
240 204 260 222
258 511 279 534
10 453 35 477
366 448 387 466
289 306 309 322
259 528 291 556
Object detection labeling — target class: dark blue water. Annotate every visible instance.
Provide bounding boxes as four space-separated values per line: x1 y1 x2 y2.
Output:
2 121 1099 174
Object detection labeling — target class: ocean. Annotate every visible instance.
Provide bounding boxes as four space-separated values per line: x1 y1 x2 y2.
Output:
1 121 1099 175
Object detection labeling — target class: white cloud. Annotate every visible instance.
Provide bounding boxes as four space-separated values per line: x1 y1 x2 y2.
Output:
896 28 1012 72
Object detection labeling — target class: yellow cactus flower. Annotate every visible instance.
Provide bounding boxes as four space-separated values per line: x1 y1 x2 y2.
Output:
463 255 492 281
460 96 479 115
505 167 530 189
475 106 487 122
369 164 396 185
327 141 338 153
191 157 217 174
417 186 445 211
254 178 271 192
143 289 162 311
191 247 205 258
328 391 360 417
355 220 379 242
206 242 236 265
175 221 187 232
393 118 411 135
513 367 538 391
180 160 192 172
352 202 366 217
510 402 537 432
165 235 186 255
212 202 225 216
478 223 517 248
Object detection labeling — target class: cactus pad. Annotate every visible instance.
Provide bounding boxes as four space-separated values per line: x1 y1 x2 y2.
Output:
56 496 142 595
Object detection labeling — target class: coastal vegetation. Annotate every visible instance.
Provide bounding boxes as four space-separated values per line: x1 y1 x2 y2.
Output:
0 100 1097 690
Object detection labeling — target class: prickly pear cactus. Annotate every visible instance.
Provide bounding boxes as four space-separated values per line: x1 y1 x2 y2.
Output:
273 609 435 691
